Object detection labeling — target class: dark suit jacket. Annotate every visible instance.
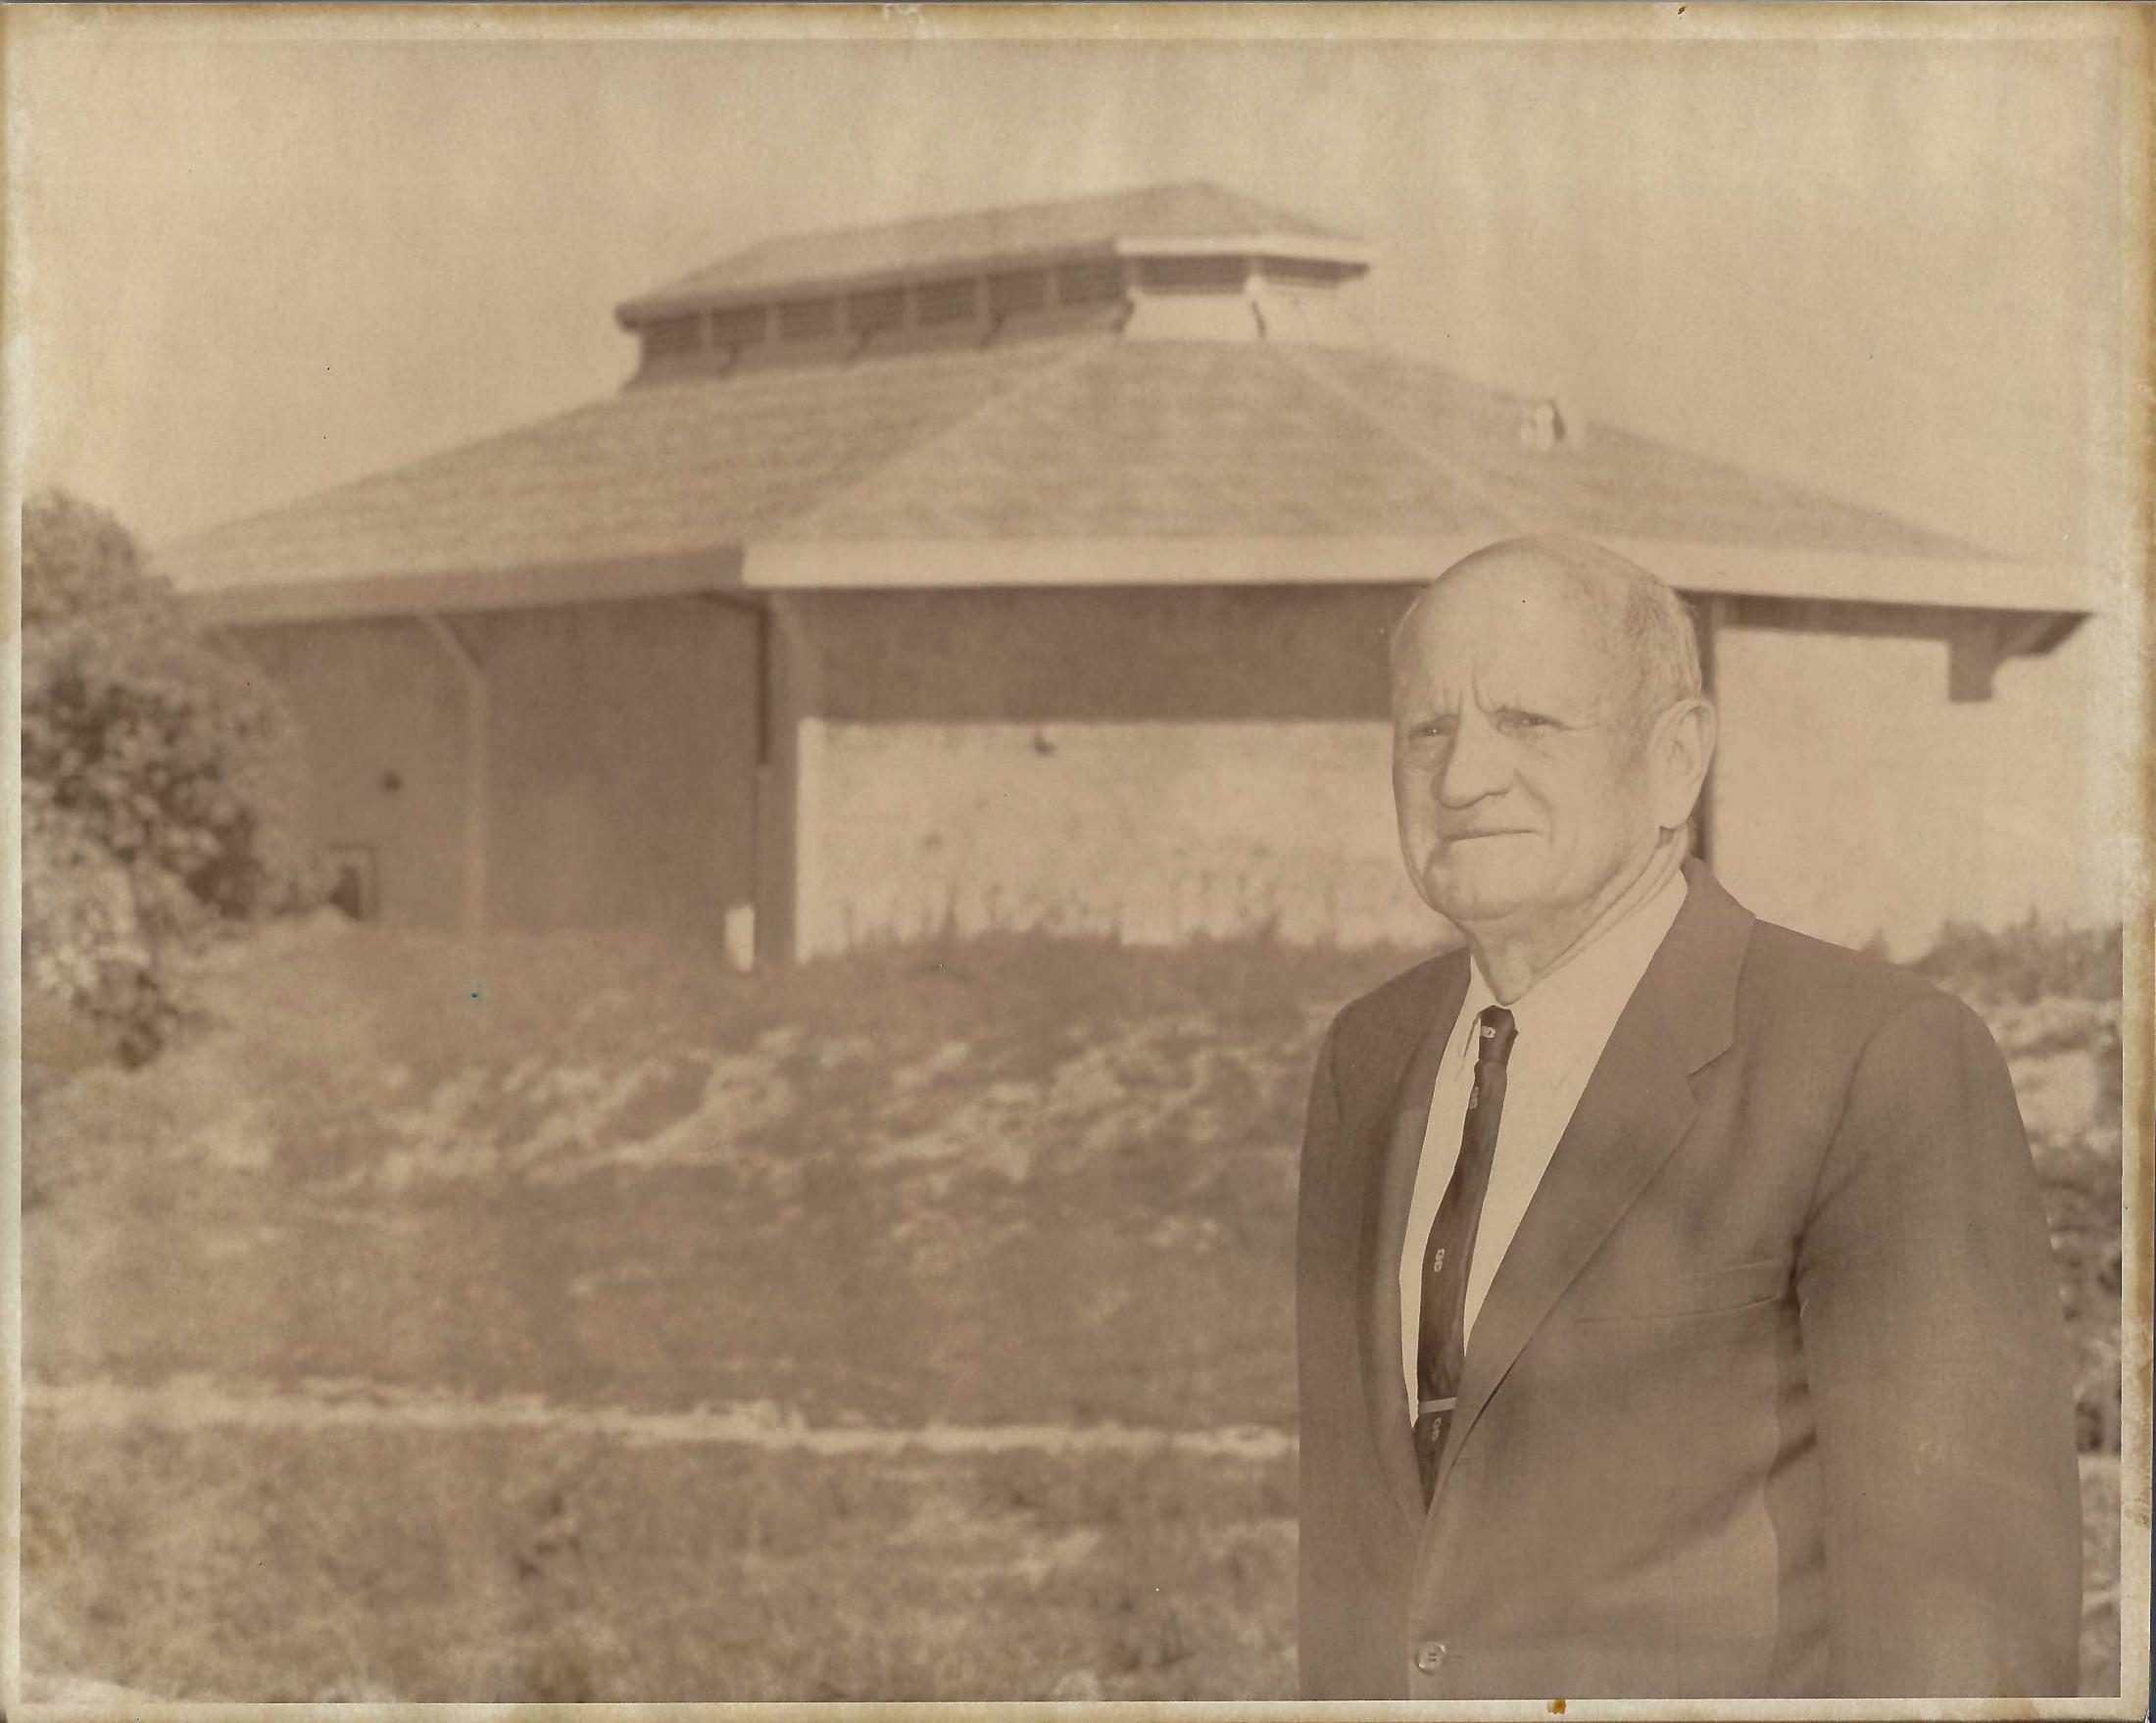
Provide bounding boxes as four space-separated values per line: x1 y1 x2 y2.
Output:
1296 860 2082 1699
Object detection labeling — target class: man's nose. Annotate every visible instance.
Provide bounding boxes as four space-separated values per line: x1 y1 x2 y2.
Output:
1433 717 1512 809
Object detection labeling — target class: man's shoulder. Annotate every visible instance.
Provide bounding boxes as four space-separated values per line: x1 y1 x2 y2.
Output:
1321 945 1469 1083
1741 913 1920 998
1735 910 1984 1061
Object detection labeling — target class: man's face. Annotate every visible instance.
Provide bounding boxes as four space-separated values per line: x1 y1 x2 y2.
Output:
1391 566 1663 934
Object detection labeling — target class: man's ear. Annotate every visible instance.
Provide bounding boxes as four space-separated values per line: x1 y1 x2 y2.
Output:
1649 697 1718 832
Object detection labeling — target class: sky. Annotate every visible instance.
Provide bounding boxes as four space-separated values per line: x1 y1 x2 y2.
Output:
8 10 2131 568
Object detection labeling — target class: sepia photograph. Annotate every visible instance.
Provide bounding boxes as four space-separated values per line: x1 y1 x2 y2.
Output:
6 4 2148 1712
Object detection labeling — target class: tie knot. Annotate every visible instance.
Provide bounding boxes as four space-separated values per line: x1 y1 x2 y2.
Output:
1474 1005 1517 1065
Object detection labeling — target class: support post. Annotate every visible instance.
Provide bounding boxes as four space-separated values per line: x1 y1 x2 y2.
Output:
696 588 775 968
1690 593 1729 869
755 597 821 966
419 613 490 936
1945 614 2004 704
1945 610 2069 704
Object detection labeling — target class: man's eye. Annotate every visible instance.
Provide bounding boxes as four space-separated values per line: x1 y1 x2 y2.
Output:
1496 711 1558 735
1407 717 1456 742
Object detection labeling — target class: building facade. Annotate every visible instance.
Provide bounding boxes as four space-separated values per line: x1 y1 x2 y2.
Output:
166 183 2099 961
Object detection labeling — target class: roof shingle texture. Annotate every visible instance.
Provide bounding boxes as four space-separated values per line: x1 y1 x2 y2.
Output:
163 332 1976 597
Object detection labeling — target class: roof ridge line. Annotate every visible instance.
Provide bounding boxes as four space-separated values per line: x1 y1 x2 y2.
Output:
760 332 1114 538
1262 343 1543 538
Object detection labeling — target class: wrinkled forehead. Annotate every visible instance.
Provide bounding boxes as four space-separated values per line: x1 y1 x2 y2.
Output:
1389 565 1627 714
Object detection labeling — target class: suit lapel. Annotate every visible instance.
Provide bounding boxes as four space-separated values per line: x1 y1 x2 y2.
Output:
1427 859 1755 1506
1355 955 1469 1534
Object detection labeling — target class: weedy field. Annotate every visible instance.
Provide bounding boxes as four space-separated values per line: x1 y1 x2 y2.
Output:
21 913 2127 1701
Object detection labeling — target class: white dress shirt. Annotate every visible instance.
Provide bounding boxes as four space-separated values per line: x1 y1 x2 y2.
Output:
1399 866 1690 1403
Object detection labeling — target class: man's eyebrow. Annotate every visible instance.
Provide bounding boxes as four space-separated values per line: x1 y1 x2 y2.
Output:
1483 691 1587 718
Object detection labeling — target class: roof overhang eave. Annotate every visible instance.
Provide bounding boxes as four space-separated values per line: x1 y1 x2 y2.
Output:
614 241 1127 326
1110 232 1373 270
741 533 2099 620
615 234 1374 326
180 545 750 628
178 534 2099 661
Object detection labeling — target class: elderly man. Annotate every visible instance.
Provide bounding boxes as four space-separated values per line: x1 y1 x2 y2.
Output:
1296 535 2082 1699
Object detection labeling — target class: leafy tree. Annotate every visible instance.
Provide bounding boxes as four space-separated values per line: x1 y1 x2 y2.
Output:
23 489 323 1064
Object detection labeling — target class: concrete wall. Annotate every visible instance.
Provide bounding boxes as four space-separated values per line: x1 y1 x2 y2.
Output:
799 716 1437 952
246 580 2116 962
786 586 1449 956
1712 615 2122 957
243 615 469 931
455 596 761 937
245 594 763 941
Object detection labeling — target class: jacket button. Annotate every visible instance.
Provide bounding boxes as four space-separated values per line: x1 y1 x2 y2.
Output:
1414 1642 1449 1673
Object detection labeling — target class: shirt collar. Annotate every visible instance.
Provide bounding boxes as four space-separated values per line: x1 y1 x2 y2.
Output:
1458 864 1690 1054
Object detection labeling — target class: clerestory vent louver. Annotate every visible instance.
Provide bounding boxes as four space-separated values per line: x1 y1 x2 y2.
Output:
912 276 980 324
845 285 906 335
777 298 839 341
709 304 770 348
1136 256 1250 294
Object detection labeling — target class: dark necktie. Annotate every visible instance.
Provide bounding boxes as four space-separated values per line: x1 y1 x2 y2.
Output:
1412 1004 1518 1501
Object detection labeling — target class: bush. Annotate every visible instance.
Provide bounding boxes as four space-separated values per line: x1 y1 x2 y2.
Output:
1909 914 2122 1007
22 489 323 1064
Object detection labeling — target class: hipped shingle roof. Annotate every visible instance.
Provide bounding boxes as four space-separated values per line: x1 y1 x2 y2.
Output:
164 330 1983 607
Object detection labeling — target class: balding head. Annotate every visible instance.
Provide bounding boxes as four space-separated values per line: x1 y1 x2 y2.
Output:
1388 535 1717 975
1392 534 1702 735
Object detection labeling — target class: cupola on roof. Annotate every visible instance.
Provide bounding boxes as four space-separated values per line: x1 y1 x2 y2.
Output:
614 180 1375 376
